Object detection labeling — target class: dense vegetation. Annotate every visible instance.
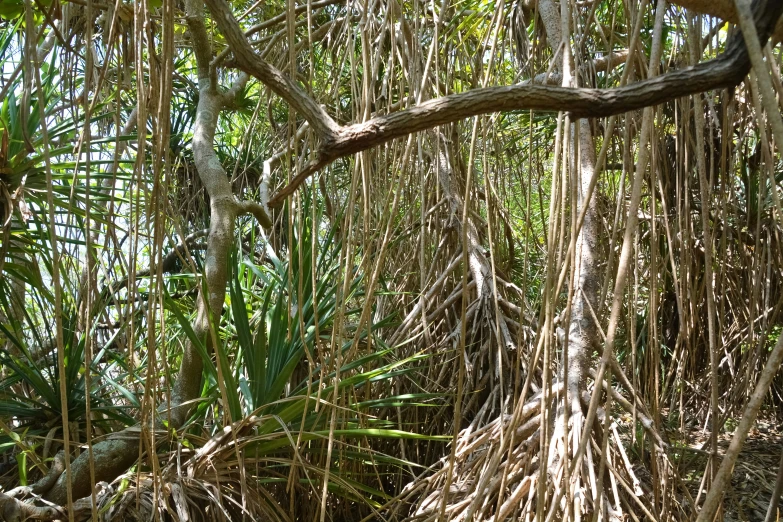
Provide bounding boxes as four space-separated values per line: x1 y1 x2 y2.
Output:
0 0 782 520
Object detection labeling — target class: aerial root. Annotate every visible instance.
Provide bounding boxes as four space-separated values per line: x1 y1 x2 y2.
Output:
398 381 668 522
0 490 102 522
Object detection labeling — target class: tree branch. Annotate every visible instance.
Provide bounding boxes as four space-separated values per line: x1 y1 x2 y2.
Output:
205 0 782 206
184 0 216 89
236 199 273 227
221 71 250 107
267 157 332 208
324 20 764 157
204 0 340 140
211 0 345 68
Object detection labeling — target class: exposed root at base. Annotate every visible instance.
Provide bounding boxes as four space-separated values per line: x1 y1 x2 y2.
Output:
396 383 682 522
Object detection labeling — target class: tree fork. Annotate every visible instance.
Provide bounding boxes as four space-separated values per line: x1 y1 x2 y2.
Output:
32 0 274 510
9 0 782 517
206 0 782 203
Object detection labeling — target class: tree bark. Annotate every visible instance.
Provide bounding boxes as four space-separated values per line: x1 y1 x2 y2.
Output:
204 0 783 210
566 120 600 412
670 0 783 41
43 0 272 506
31 0 783 511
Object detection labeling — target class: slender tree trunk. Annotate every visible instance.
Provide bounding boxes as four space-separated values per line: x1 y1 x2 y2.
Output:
567 119 600 413
44 0 262 505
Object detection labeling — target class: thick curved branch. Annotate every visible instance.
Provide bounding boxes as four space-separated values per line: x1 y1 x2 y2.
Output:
205 0 340 139
325 24 762 157
236 199 273 227
267 157 333 208
206 0 781 205
211 0 345 67
263 51 626 207
221 71 250 106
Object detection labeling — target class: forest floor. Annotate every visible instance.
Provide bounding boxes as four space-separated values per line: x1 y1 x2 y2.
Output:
713 419 781 522
670 413 782 521
0 411 780 521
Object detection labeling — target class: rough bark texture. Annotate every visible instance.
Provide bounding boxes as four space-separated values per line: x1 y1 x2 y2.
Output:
46 438 136 505
205 0 782 208
43 0 273 507
566 120 600 410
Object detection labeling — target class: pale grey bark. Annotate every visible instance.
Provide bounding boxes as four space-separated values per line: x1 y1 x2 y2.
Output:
42 0 273 508
566 120 600 409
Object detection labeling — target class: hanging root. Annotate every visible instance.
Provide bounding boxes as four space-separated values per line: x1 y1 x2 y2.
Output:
399 378 678 522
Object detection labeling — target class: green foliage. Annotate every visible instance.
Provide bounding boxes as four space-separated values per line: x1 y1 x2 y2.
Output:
0 303 139 442
0 28 134 303
0 0 51 22
232 206 358 412
153 197 442 512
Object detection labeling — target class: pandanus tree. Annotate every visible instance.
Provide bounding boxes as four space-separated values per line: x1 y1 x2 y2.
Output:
0 0 782 520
